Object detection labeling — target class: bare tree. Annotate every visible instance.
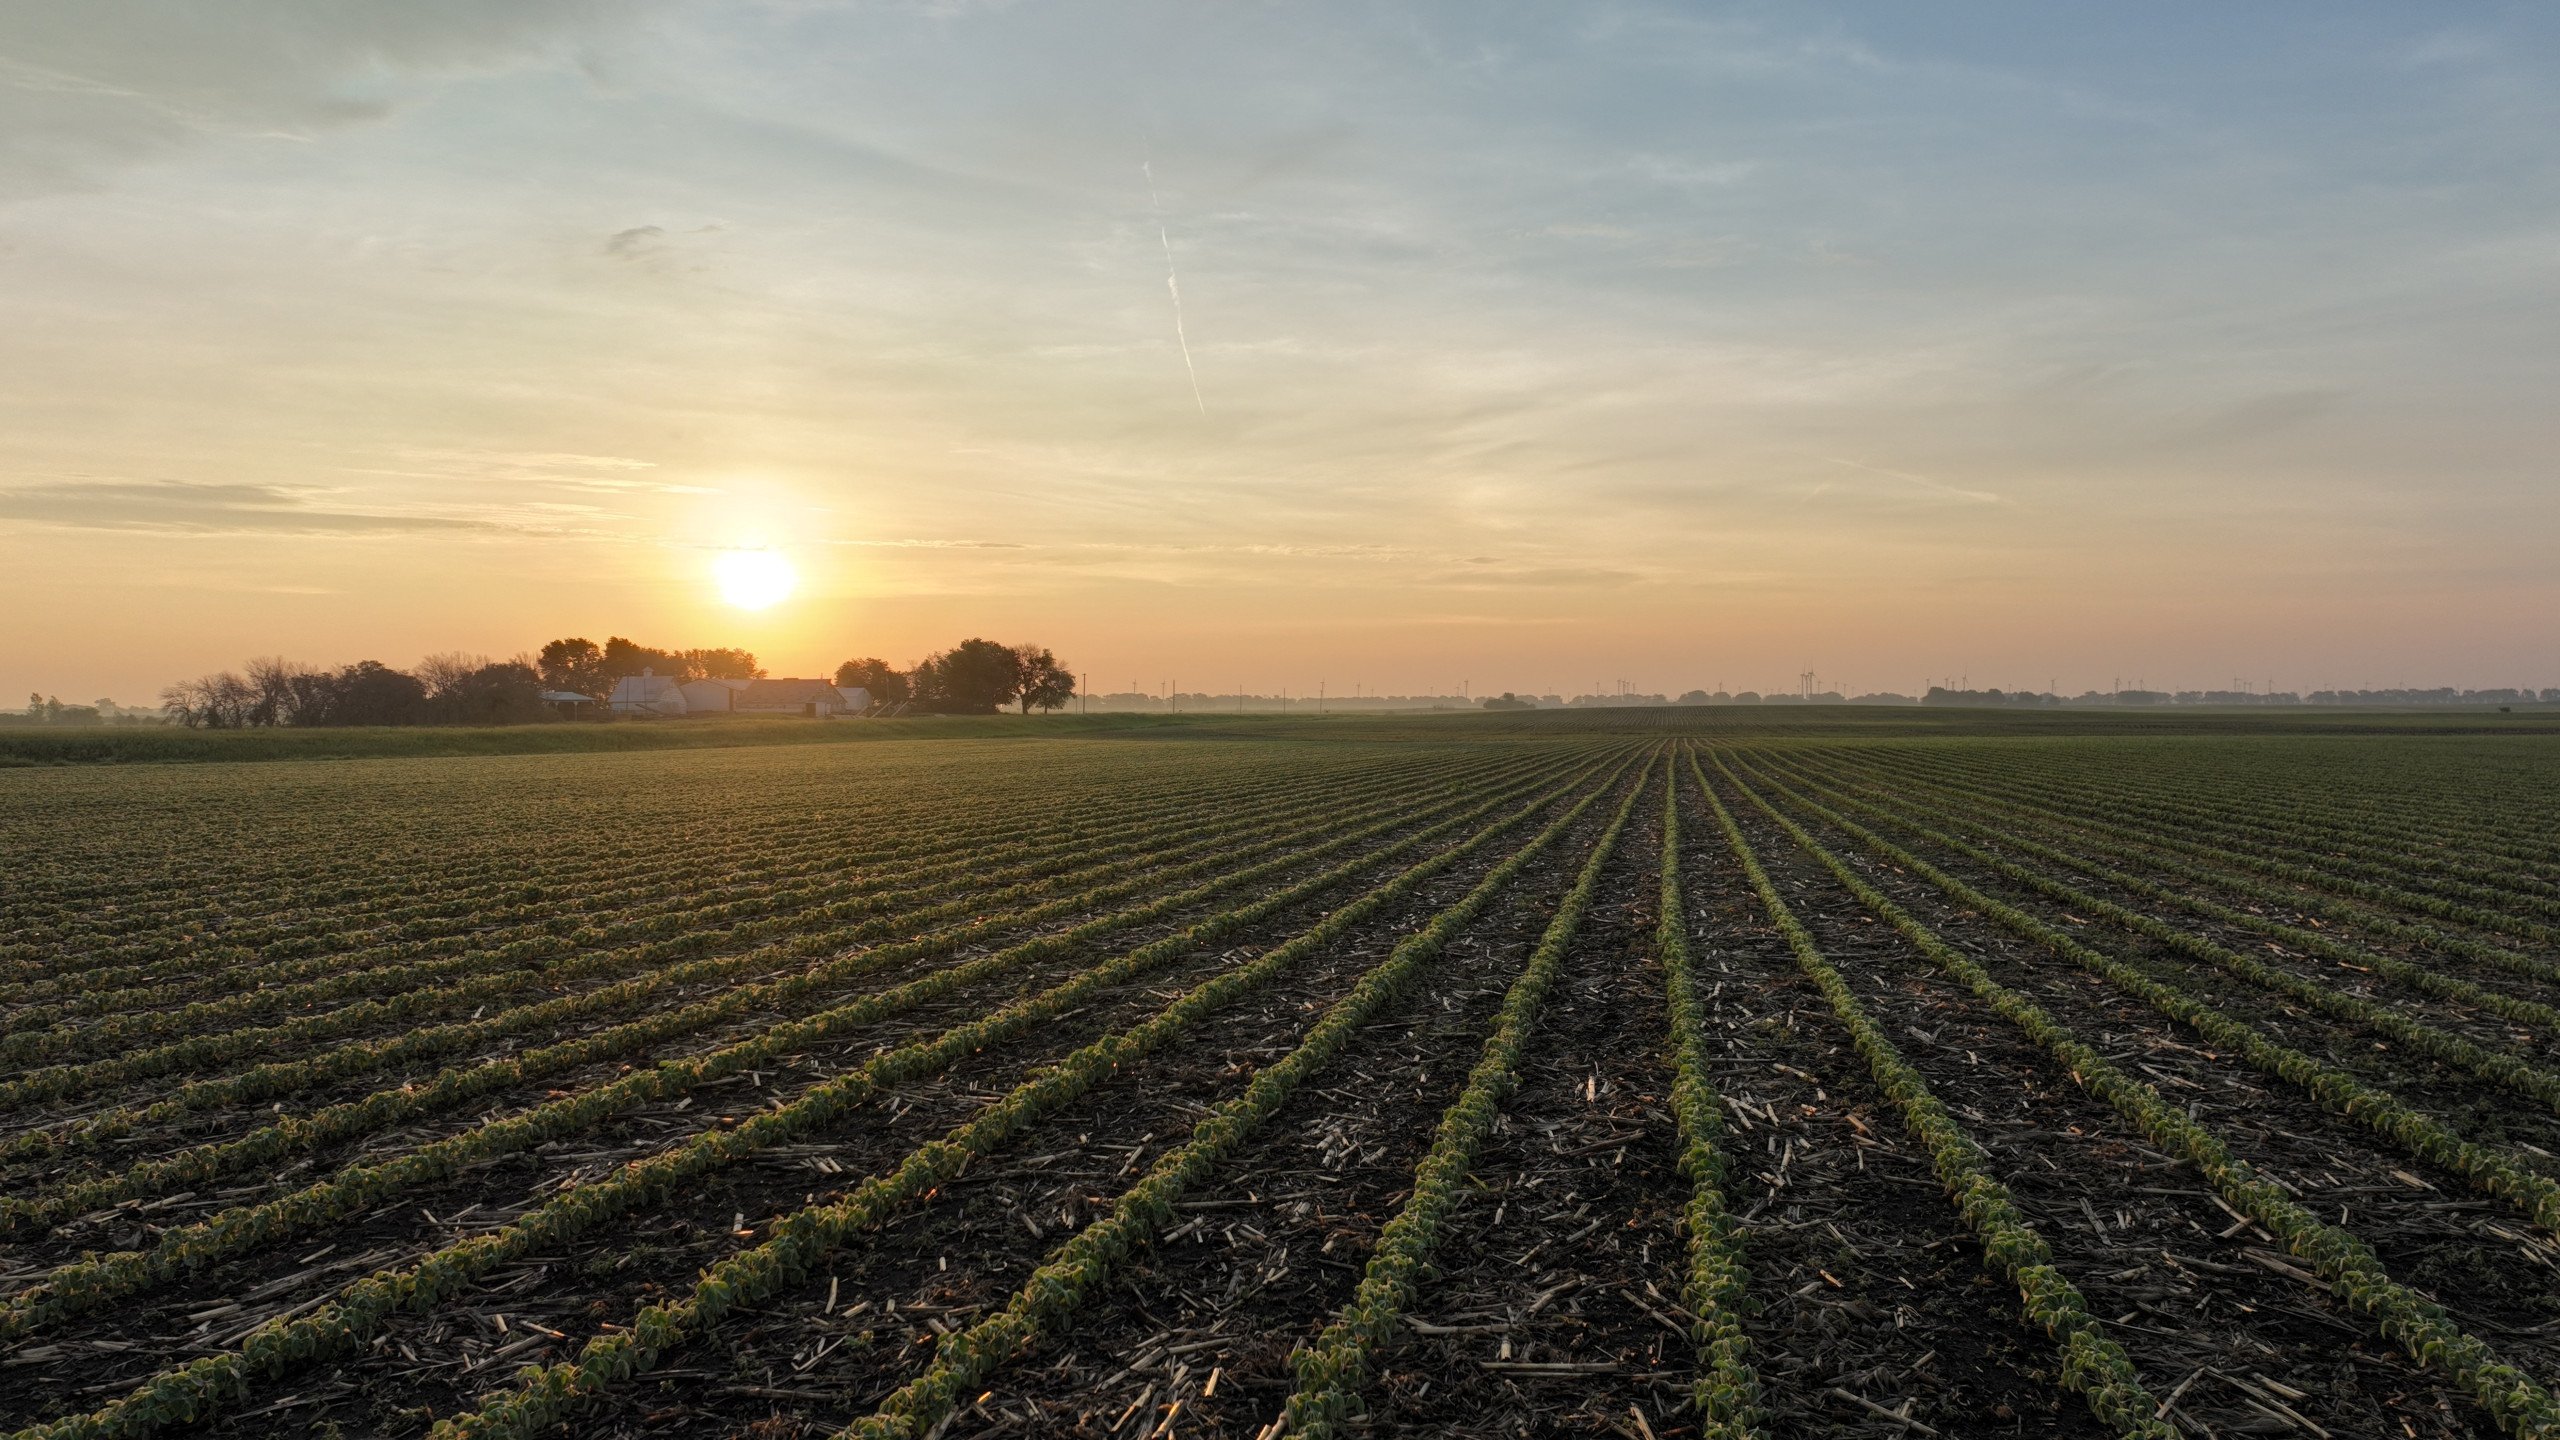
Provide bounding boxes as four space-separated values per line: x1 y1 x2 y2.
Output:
416 652 490 702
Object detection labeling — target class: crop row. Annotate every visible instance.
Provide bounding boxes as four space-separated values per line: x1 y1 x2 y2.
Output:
1876 739 2560 883
0 752 1096 972
0 752 1353 1033
0 749 1592 1336
1711 751 2560 1439
1775 752 2560 1037
1690 751 2173 1439
1650 761 1765 1437
0 755 1578 1236
0 760 1495 1176
0 748 1467 1042
0 742 1446 999
1278 757 1649 1438
810 760 1634 1440
7 754 1623 1440
1858 735 2560 871
1803 748 2560 994
1857 745 2560 944
0 750 1494 1126
0 749 1477 1083
410 754 1636 1440
1743 750 2560 1132
1720 753 2560 1237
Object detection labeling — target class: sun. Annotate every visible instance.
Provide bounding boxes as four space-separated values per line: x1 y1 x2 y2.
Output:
713 548 796 610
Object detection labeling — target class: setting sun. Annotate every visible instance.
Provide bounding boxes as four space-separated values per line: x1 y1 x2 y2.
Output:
712 548 795 611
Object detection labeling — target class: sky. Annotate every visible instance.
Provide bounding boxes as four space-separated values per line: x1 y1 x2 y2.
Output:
6 2 2559 704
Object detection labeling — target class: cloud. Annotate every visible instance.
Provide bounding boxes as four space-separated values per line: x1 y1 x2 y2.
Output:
0 479 509 535
822 537 1031 550
1815 456 2002 505
604 225 664 256
2157 389 2344 448
1425 563 1645 590
0 2 645 194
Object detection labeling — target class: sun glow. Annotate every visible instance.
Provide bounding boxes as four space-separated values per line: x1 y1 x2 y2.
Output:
713 548 796 610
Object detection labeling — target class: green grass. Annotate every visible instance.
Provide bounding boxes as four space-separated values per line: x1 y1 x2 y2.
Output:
8 702 2557 767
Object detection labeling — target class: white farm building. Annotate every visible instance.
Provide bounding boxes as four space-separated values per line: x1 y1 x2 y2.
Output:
607 670 869 718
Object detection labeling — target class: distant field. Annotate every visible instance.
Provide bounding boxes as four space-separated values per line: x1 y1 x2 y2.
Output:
5 701 2559 767
4 717 2559 1439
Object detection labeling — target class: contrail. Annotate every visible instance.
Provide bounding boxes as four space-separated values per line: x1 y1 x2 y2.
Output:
1143 159 1206 415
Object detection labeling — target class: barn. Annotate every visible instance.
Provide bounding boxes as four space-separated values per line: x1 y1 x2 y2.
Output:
735 678 865 717
679 678 750 714
607 670 687 718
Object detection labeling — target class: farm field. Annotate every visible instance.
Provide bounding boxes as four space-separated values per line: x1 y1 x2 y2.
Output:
4 713 2560 1440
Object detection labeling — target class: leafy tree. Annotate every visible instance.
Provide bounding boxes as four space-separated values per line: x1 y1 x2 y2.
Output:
327 661 431 726
1480 692 1535 711
600 636 690 681
537 637 606 696
912 637 1022 714
833 656 910 704
1013 645 1075 713
682 647 764 681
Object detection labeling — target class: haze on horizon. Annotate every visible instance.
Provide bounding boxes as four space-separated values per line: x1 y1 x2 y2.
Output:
5 3 2558 706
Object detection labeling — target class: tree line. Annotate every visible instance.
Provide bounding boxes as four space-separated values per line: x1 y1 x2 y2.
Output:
162 654 556 729
160 634 1076 728
831 639 1074 715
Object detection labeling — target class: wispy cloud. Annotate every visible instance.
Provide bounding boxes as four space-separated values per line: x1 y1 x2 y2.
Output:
0 480 507 535
1815 457 2002 505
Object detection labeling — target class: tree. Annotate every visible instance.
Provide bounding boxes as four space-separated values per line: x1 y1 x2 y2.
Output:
428 661 544 725
1480 692 1535 711
1013 645 1075 713
161 671 256 728
911 637 1022 714
833 657 910 704
327 661 430 726
600 636 690 682
416 652 488 702
244 656 325 727
537 637 605 697
683 647 763 681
